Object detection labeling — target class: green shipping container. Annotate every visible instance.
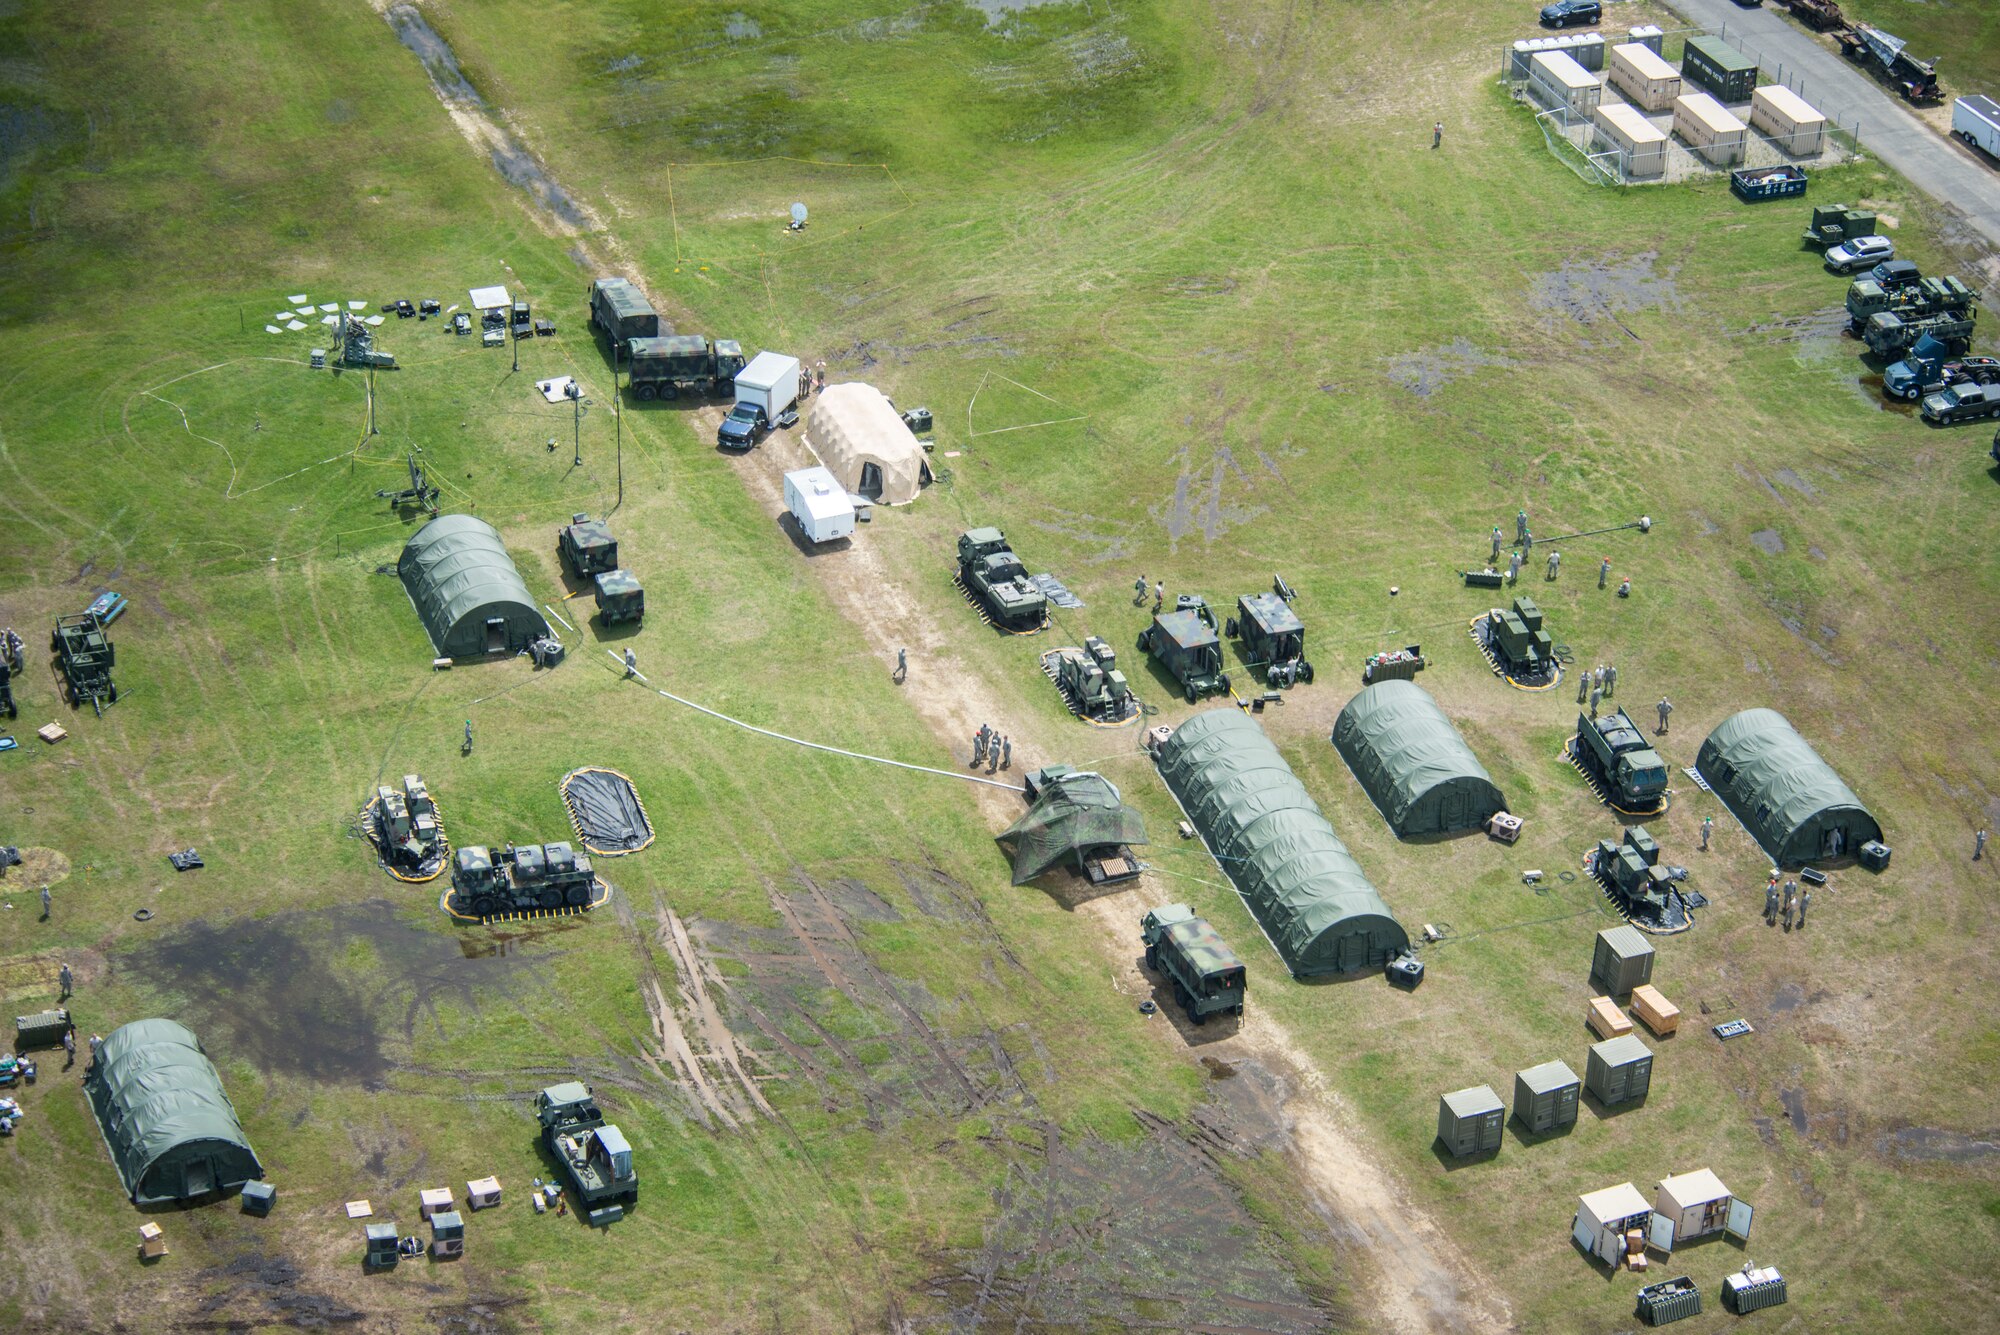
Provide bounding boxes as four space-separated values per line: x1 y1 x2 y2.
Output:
1591 925 1655 997
1681 36 1758 104
1587 1034 1655 1106
1436 1085 1504 1157
1513 1060 1581 1133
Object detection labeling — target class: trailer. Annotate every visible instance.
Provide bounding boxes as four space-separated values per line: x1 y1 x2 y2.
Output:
783 467 855 544
1954 95 2000 159
1776 0 1845 33
1836 25 1941 104
1530 50 1603 118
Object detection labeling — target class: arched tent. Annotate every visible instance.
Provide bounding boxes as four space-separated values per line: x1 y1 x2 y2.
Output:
1157 709 1408 976
1696 708 1881 866
85 1018 263 1205
804 383 929 504
398 514 549 657
1332 680 1506 837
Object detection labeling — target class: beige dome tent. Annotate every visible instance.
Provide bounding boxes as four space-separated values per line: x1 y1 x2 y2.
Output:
804 383 929 504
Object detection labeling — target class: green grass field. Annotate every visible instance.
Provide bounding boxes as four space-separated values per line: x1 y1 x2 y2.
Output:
2 0 1999 1331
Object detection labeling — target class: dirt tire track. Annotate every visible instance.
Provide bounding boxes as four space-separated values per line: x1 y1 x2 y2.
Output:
656 899 775 1119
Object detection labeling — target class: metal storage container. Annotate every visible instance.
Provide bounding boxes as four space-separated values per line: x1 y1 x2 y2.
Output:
1681 36 1759 104
240 1180 276 1216
1721 1265 1788 1313
430 1209 465 1258
1513 1060 1582 1133
1751 85 1827 155
1673 92 1749 166
1437 1085 1504 1157
364 1222 400 1268
1594 103 1668 178
1531 50 1604 118
1591 924 1655 996
1609 42 1682 111
1587 1034 1655 1106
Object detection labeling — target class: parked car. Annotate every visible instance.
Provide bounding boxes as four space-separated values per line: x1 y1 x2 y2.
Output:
1539 0 1600 28
1869 259 1923 291
1825 235 1895 273
1920 381 2000 424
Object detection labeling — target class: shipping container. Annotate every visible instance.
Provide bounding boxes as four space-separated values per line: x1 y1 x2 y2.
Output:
1681 35 1759 104
1572 1182 1652 1266
1436 1085 1504 1157
1513 1060 1581 1133
1586 1033 1655 1106
1594 102 1668 178
1590 924 1654 996
1608 42 1682 111
1532 50 1604 118
1653 1169 1736 1245
1751 85 1827 155
1673 92 1749 166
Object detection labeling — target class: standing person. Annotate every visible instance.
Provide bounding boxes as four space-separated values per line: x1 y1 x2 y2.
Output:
40 885 51 921
1782 881 1797 930
973 726 989 767
623 647 637 677
1546 549 1561 581
1977 829 1989 861
1593 664 1605 691
1763 880 1779 925
1153 580 1165 614
463 719 474 754
894 648 908 684
1577 670 1590 705
1797 886 1811 927
1522 528 1533 556
1508 549 1524 584
1604 663 1617 697
1000 736 1012 770
1133 575 1148 606
1700 816 1713 852
987 739 1000 775
1490 527 1504 564
1589 684 1603 719
1432 121 1444 149
1599 557 1612 589
58 961 72 999
1655 697 1673 734
1516 509 1528 544
62 1028 75 1070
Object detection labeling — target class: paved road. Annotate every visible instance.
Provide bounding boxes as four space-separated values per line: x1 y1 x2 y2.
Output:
1665 0 2000 250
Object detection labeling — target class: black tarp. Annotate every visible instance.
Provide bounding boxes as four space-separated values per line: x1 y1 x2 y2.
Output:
560 768 654 855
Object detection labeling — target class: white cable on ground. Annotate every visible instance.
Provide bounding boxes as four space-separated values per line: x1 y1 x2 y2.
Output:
605 651 1023 791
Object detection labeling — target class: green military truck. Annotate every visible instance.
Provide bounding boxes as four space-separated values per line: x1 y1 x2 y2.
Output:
593 569 644 624
1844 275 1976 333
627 335 745 400
1865 308 1975 360
1572 707 1669 811
956 527 1048 631
1138 599 1230 702
535 1082 637 1225
558 513 619 580
1141 905 1246 1025
588 278 661 361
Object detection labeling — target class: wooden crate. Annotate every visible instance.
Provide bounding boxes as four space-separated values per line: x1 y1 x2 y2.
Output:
138 1222 168 1259
1631 984 1681 1036
1587 996 1633 1040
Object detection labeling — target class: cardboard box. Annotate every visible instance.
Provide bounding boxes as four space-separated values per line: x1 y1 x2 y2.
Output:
1587 995 1634 1039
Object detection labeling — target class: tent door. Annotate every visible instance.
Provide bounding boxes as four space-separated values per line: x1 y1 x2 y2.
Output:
1337 932 1367 972
184 1158 214 1197
1725 1197 1754 1242
485 618 506 653
1823 827 1844 857
1647 1212 1675 1254
859 462 883 499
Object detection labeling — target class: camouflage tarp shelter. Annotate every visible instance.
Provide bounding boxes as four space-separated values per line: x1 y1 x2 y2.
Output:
997 771 1148 884
85 1018 263 1205
1157 709 1408 975
398 515 550 657
804 383 929 504
1332 680 1506 837
1696 708 1881 866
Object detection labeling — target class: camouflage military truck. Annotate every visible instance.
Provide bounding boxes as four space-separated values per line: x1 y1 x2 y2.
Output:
1139 599 1230 702
1227 592 1313 687
628 335 738 400
587 278 661 361
52 613 115 714
956 528 1048 631
1844 275 1977 333
1483 596 1553 679
1140 904 1247 1025
1050 636 1134 722
1573 708 1669 810
1593 825 1685 930
373 774 443 872
1865 307 1975 360
450 842 598 919
711 339 747 389
558 513 619 580
536 1082 637 1224
593 569 644 625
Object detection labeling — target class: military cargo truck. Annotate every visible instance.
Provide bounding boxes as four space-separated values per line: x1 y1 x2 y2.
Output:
627 335 741 399
1480 596 1554 680
535 1083 637 1223
593 569 644 624
52 613 115 714
1045 636 1135 722
1865 308 1975 359
558 513 619 580
588 278 660 361
1572 709 1669 811
451 842 598 919
1844 275 1977 332
1140 904 1246 1025
1140 600 1229 702
1592 826 1689 931
1227 592 1313 687
956 528 1048 631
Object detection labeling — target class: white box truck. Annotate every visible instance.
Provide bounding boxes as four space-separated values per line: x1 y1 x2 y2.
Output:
1953 95 2000 159
783 466 855 544
719 352 802 450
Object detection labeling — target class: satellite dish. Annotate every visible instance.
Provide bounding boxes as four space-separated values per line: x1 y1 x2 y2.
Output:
791 203 808 223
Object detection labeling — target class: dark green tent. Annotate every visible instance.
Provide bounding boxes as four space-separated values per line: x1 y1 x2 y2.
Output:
997 770 1148 884
1332 680 1505 836
85 1018 263 1205
1696 709 1881 867
398 514 550 658
1157 709 1408 976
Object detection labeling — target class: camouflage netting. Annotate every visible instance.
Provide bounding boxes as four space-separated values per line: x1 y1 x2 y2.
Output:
997 771 1148 885
1696 708 1881 867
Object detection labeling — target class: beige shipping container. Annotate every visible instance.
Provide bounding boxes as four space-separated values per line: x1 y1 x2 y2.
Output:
1751 84 1827 155
1653 1169 1734 1244
1673 92 1748 166
1608 43 1681 112
1531 50 1603 118
1593 103 1668 178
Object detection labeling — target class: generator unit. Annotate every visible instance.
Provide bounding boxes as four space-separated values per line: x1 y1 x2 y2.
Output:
1140 599 1230 703
372 774 444 875
450 842 599 919
1226 592 1312 686
558 513 619 580
1046 636 1135 723
1481 597 1554 679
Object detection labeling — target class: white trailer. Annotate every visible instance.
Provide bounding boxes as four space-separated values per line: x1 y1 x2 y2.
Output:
783 467 855 545
1954 95 2000 159
734 351 802 418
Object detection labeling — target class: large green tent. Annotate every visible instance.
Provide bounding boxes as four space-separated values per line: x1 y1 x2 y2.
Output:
1696 708 1881 867
398 514 549 658
996 770 1148 884
1157 709 1408 976
1332 680 1505 837
85 1018 263 1205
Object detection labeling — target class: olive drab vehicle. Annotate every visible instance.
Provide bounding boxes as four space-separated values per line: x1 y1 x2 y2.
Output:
955 528 1049 631
1572 708 1669 811
592 569 644 625
373 774 443 873
1844 275 1977 333
627 335 741 400
587 277 661 361
1140 597 1230 702
1483 596 1553 678
450 842 598 919
1227 591 1313 687
1865 307 1975 360
52 613 116 715
1140 904 1247 1024
558 514 619 580
535 1082 637 1223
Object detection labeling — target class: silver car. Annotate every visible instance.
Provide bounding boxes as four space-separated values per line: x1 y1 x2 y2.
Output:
1825 235 1895 273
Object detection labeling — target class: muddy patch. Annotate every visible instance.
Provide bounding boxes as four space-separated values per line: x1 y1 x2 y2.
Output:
1156 444 1268 545
1531 252 1681 336
191 1253 363 1328
1739 307 1849 346
724 12 763 39
1773 468 1818 497
1779 1087 1809 1136
121 901 555 1087
1877 1125 2000 1163
1385 337 1517 398
1167 274 1238 297
1750 528 1786 555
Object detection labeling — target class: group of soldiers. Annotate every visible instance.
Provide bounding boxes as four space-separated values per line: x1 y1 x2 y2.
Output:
1575 662 1621 711
1133 576 1167 613
971 724 1012 774
1763 871 1812 931
1486 514 1629 595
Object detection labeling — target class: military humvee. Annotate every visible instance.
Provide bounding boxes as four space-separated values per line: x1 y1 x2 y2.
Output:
593 569 644 624
1141 904 1246 1024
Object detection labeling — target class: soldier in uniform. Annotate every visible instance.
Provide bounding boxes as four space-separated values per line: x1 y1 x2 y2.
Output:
1599 557 1612 589
1589 685 1603 719
1764 878 1780 925
1577 670 1590 705
59 962 72 999
1490 527 1504 564
1133 576 1148 606
623 648 637 677
1977 829 1988 861
1000 736 1012 770
894 648 907 683
1700 816 1713 852
1655 697 1673 734
1781 881 1797 930
1546 550 1561 581
1508 549 1524 584
1604 663 1617 697
1797 886 1811 927
463 719 474 754
1516 510 1528 544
